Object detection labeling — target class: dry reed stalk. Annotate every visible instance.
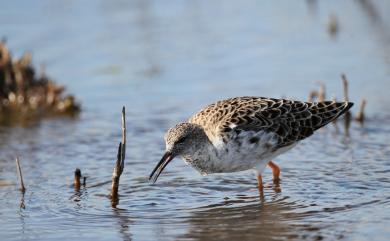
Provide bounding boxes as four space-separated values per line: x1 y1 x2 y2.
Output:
74 168 81 191
15 157 26 193
318 82 326 102
341 74 349 102
355 99 366 123
111 107 126 206
309 91 318 102
341 74 351 135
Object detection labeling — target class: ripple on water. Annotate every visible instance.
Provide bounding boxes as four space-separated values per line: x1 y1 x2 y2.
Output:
0 115 389 240
1 1 390 238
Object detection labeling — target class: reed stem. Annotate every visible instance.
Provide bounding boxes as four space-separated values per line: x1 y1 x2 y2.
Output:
355 99 366 123
111 107 126 207
74 168 81 191
15 157 26 193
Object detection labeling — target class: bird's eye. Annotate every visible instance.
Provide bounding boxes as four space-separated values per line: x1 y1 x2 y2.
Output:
176 136 187 144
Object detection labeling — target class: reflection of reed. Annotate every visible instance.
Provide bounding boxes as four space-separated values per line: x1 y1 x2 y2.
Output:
15 157 26 209
18 205 27 239
112 208 133 241
19 192 26 209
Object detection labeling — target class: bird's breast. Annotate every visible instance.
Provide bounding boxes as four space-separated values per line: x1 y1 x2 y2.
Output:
183 130 282 174
213 130 279 172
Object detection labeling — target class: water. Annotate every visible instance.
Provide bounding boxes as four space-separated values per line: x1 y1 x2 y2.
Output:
1 0 390 240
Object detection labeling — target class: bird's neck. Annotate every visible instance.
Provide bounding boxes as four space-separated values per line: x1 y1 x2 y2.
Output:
190 129 215 155
181 134 219 175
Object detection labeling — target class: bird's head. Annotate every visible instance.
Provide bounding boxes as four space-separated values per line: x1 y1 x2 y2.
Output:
149 122 207 183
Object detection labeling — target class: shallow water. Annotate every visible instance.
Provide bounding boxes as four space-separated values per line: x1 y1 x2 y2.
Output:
1 1 390 240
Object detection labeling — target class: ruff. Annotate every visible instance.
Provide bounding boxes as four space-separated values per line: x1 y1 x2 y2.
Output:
149 96 353 189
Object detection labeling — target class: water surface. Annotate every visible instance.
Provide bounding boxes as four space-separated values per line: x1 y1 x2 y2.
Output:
1 1 390 240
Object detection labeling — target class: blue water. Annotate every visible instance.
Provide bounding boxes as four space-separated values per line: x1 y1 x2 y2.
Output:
1 1 390 240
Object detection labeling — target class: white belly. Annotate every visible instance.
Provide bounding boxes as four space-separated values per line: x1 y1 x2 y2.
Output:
183 130 296 175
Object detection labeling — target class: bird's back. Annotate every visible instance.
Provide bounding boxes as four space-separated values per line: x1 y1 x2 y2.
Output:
189 96 353 148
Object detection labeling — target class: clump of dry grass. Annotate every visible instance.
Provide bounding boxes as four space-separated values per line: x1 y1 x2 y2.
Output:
0 40 80 124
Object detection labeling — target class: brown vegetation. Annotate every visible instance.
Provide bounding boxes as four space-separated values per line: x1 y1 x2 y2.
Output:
0 40 80 124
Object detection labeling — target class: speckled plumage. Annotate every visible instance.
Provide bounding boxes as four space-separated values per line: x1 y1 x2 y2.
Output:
189 96 353 148
150 96 353 183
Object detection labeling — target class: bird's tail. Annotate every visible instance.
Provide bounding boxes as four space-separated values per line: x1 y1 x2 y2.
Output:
310 101 353 130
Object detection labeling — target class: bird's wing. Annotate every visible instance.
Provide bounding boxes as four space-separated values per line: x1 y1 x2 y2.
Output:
189 96 353 148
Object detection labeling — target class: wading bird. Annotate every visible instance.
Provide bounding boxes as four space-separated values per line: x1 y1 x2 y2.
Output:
149 96 352 192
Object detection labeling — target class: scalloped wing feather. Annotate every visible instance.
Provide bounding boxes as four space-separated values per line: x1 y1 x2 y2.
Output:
189 96 353 148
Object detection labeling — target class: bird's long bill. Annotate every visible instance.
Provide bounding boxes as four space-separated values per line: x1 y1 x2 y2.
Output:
149 152 174 184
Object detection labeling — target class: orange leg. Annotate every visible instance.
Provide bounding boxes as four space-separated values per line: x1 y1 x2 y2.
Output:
268 161 280 183
257 174 263 191
257 174 265 200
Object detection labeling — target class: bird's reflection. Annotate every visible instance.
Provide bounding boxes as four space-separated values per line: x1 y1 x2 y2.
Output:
180 196 324 241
